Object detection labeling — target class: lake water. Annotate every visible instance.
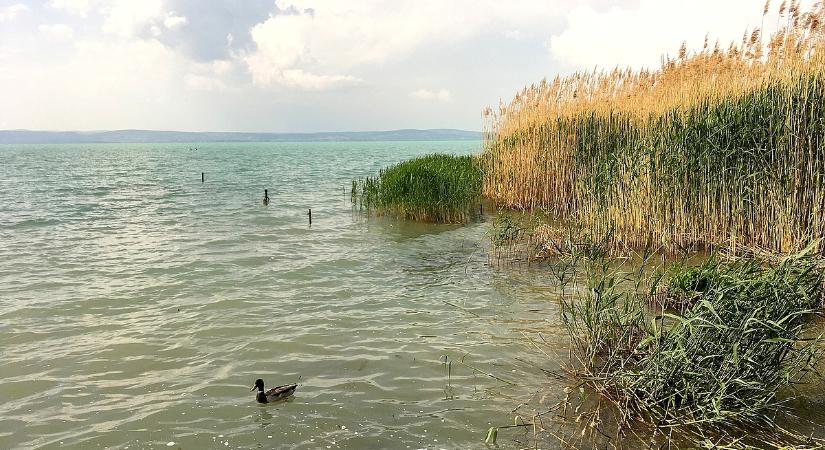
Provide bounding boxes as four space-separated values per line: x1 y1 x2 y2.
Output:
0 142 572 449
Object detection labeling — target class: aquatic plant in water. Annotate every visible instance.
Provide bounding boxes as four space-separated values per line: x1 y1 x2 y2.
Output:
488 216 614 266
352 153 483 223
561 242 825 446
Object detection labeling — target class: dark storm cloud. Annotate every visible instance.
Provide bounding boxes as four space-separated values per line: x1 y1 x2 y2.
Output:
159 0 277 61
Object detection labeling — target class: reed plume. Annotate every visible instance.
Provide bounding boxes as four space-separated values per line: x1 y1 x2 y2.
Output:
483 2 825 254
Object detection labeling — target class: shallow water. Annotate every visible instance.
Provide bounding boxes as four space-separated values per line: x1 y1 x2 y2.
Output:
0 142 574 449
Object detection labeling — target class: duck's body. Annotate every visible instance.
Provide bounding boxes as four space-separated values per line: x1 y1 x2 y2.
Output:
251 379 297 404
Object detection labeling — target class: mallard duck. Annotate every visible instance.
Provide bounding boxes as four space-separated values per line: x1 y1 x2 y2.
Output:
251 379 297 403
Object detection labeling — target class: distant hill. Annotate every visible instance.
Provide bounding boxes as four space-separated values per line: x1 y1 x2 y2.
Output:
0 129 482 144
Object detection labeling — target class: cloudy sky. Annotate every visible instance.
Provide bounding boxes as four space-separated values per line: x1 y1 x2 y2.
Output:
0 0 779 132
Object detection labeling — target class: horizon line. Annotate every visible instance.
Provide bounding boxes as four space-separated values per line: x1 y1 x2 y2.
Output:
0 128 485 144
1 127 483 134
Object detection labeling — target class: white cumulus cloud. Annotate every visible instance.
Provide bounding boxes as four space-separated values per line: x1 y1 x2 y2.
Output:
504 30 525 40
48 0 98 17
244 0 576 91
163 12 187 30
549 0 817 70
49 0 187 36
0 38 193 130
184 59 240 92
39 24 75 40
411 89 452 102
17 0 773 131
244 11 361 91
184 74 228 92
280 70 360 91
100 0 164 37
0 3 28 22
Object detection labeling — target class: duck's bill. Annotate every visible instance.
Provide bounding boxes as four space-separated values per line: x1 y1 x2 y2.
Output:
250 386 256 391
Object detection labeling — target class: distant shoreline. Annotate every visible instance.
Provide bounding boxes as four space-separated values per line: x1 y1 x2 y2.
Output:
0 128 482 145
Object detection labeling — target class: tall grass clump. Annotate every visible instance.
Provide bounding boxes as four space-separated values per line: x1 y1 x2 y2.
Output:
352 154 483 223
562 244 825 445
484 2 825 254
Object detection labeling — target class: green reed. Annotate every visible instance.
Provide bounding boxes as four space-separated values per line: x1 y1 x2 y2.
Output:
560 242 825 446
352 154 483 223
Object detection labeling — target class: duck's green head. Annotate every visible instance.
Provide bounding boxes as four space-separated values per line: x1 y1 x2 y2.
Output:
251 379 265 391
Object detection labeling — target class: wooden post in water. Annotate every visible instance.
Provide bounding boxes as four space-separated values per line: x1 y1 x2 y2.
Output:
201 172 204 183
480 203 483 215
308 208 312 226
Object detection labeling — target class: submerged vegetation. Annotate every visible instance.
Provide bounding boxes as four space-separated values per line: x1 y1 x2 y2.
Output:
352 154 483 223
489 211 615 266
483 2 825 254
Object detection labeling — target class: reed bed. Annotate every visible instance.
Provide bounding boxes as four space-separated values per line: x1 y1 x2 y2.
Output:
561 243 825 447
352 154 483 223
483 1 825 254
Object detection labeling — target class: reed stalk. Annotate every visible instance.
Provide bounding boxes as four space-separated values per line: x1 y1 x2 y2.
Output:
352 154 483 223
483 2 825 254
560 241 825 446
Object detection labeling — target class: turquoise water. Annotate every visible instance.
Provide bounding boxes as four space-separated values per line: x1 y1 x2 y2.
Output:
0 142 569 449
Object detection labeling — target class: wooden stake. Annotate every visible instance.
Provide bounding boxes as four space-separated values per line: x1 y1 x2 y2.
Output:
308 208 312 226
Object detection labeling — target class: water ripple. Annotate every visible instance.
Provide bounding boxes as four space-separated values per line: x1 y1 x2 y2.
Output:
0 142 569 449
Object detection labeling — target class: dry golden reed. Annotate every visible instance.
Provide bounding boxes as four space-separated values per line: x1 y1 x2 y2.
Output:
483 1 825 253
